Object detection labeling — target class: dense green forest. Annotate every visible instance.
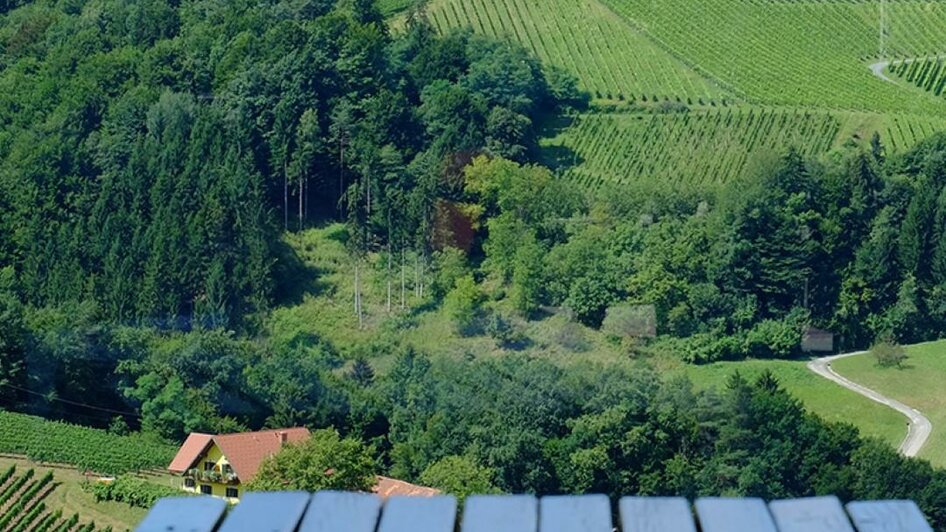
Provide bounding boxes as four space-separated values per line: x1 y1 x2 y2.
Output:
3 0 946 525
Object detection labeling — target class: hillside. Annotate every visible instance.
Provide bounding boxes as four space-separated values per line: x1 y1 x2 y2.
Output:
832 341 946 468
4 0 946 527
602 0 946 112
422 0 728 102
418 0 946 190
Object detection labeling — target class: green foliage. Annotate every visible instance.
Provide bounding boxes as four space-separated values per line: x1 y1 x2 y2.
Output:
443 275 482 335
429 247 471 300
484 313 526 349
0 267 25 406
510 231 544 316
419 455 500 504
84 475 182 509
0 410 176 474
247 428 376 493
871 341 908 369
601 304 657 339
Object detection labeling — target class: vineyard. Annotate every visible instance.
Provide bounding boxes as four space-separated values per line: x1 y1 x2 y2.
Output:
598 0 946 113
543 106 946 190
0 411 177 475
422 0 728 102
890 57 946 98
0 466 108 532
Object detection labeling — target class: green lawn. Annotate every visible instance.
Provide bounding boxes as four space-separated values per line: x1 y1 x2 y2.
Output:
680 358 905 449
833 340 946 468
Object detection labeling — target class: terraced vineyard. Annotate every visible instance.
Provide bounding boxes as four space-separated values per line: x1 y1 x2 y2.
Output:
0 411 176 475
0 466 105 532
601 0 946 112
542 108 840 188
890 57 946 98
544 108 946 190
423 0 728 102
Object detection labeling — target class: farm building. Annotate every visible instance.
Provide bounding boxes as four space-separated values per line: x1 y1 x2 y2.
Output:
168 428 437 503
801 326 835 353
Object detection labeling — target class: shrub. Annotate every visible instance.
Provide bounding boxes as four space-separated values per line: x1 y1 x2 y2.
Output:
444 275 482 335
84 475 182 509
419 455 499 505
602 304 657 339
554 320 590 353
485 313 527 349
872 341 908 369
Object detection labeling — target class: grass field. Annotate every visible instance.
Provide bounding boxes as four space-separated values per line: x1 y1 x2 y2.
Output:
673 358 906 449
832 340 946 468
422 0 727 102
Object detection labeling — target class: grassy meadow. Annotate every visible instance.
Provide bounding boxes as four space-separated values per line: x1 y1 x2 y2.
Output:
833 341 946 467
680 358 905 449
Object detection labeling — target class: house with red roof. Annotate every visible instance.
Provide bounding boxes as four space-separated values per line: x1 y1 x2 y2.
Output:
168 428 311 501
168 428 439 502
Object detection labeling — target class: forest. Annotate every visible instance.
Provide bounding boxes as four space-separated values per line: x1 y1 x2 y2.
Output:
3 0 946 525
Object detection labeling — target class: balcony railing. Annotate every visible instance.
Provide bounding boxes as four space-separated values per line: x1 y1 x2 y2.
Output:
185 468 239 485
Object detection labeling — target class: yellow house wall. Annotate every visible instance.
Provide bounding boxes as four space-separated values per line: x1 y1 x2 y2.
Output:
180 442 242 502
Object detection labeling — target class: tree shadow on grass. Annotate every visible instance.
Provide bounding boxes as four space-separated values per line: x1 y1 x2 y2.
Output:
272 239 330 305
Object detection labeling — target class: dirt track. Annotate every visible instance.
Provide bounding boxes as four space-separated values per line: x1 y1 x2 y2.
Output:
808 351 930 457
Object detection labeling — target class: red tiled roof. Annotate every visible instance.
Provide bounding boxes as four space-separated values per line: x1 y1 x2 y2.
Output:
372 476 440 498
167 428 310 482
168 433 213 473
214 428 310 482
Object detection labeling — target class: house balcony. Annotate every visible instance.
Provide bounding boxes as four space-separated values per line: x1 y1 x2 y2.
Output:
184 468 239 485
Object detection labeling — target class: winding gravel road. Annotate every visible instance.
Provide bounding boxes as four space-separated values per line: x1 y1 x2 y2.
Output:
807 351 931 457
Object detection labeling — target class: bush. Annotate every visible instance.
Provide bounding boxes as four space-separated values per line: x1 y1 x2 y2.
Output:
872 341 908 369
678 331 745 364
602 304 657 339
84 475 182 509
743 318 802 358
444 275 483 335
554 320 590 352
430 248 471 300
419 455 499 505
485 313 527 349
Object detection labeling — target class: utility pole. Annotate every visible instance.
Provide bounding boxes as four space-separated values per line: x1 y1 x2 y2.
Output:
880 0 888 59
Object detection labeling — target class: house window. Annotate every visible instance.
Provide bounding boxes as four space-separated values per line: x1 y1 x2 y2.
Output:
222 464 233 475
184 478 195 488
226 487 239 498
203 461 215 471
200 485 212 495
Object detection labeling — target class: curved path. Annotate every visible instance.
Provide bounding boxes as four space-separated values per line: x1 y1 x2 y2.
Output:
807 351 931 457
869 55 946 84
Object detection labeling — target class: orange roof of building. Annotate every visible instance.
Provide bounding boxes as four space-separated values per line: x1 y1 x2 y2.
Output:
167 428 310 483
168 433 213 473
373 476 440 498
